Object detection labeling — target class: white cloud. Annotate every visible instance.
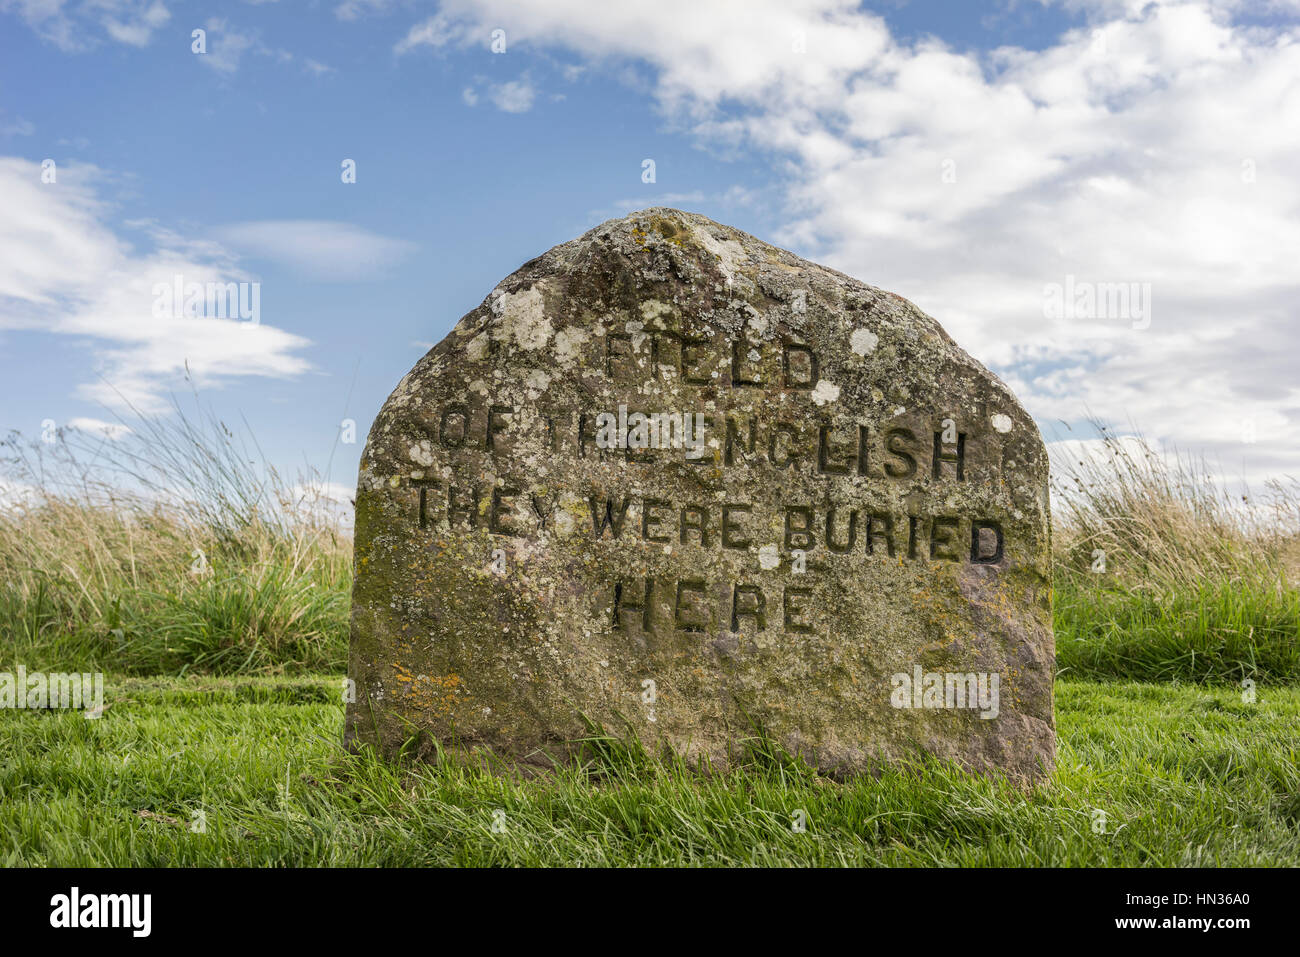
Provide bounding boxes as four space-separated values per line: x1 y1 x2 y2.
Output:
0 115 34 137
589 186 760 221
212 220 418 282
2 0 171 51
336 0 398 21
458 74 539 113
302 57 335 77
288 479 356 527
200 18 258 74
1039 0 1300 19
0 157 312 414
102 0 169 46
5 4 319 80
394 13 470 55
67 417 132 440
1047 434 1161 473
488 77 536 113
189 18 317 76
401 0 1300 485
0 477 38 512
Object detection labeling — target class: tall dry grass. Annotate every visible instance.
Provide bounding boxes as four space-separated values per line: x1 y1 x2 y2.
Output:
1 405 1296 683
1052 423 1300 682
0 401 352 675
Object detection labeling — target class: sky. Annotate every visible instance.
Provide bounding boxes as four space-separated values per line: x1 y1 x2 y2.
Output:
2 0 1299 505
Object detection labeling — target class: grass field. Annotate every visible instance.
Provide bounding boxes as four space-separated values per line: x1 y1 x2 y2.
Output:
1 412 1298 867
1 676 1297 867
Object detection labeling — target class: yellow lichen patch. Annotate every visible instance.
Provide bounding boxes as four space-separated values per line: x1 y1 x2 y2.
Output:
649 216 686 246
391 664 468 718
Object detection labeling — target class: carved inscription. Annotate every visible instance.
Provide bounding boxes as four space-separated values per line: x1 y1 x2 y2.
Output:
347 207 1054 782
401 337 1008 637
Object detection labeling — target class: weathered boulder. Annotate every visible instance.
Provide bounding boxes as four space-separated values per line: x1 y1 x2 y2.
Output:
345 208 1054 781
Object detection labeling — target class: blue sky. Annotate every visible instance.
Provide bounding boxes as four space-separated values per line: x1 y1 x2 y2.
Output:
3 0 1299 503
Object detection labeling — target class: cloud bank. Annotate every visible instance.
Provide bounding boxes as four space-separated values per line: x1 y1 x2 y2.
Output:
0 158 312 413
399 0 1300 484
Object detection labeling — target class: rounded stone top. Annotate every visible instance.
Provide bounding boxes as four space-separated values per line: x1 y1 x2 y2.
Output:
346 209 1054 782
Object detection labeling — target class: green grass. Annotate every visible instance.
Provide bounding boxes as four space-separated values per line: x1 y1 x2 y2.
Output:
4 411 1298 684
1 675 1296 867
9 567 1296 685
2 413 1298 867
1 561 350 677
1055 573 1300 683
0 403 353 678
